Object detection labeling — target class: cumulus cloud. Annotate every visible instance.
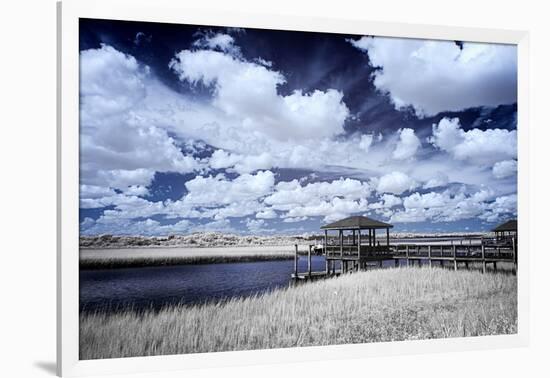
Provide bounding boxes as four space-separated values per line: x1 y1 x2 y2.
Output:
80 45 201 191
209 149 274 174
262 178 371 222
392 128 421 160
423 172 449 189
284 197 369 223
78 37 517 235
429 117 517 165
256 208 277 219
183 170 275 207
358 134 374 152
245 218 268 233
81 217 192 236
193 33 240 55
376 172 417 195
492 160 517 179
265 178 371 208
169 48 349 141
349 36 517 116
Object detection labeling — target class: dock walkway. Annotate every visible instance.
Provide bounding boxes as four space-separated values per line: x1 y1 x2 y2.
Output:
292 239 517 281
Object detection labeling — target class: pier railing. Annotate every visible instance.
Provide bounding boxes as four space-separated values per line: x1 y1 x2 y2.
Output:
292 237 517 280
324 244 392 259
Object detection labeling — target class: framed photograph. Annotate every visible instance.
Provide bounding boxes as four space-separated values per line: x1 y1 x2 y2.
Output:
57 0 529 376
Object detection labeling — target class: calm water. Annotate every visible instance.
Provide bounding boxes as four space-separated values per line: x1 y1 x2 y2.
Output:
79 239 464 313
80 256 332 313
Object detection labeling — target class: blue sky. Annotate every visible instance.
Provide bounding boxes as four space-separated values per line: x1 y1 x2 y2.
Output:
79 19 518 236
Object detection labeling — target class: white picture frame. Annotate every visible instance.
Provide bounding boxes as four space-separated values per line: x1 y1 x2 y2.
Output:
57 0 530 376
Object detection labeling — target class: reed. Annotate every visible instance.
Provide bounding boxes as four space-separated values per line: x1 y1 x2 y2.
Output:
80 246 296 269
80 267 517 359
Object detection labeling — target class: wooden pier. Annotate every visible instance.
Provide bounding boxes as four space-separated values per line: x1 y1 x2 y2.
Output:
292 240 517 280
291 217 518 281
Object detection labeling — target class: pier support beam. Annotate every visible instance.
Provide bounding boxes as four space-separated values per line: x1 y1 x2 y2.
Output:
308 245 312 277
294 244 298 277
324 230 329 275
453 245 458 271
512 237 517 274
481 245 486 274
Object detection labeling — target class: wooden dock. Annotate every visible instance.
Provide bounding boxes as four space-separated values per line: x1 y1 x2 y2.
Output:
291 238 517 281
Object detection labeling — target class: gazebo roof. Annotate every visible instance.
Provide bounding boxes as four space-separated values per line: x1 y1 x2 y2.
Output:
492 219 517 232
321 216 393 230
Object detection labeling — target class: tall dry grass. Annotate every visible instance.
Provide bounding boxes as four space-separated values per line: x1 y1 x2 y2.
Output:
80 246 297 269
80 267 516 359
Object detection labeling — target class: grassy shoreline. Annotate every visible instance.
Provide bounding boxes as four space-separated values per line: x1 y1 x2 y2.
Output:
80 246 296 269
80 267 517 359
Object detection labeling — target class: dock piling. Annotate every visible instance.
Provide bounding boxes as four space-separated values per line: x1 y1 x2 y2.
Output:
308 245 312 278
294 244 298 277
453 245 458 271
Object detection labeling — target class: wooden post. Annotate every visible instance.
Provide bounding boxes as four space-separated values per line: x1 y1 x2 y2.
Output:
453 245 457 271
340 230 343 257
512 237 517 274
308 245 312 277
324 230 329 275
369 228 372 248
428 246 432 268
294 244 298 277
386 228 390 249
358 229 362 261
406 245 410 267
481 245 486 274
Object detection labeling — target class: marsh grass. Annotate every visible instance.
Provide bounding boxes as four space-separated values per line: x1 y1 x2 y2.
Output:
79 267 517 359
80 246 296 269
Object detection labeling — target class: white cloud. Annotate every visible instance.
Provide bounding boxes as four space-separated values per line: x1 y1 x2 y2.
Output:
264 178 371 208
423 172 449 189
481 194 517 222
389 188 511 224
492 160 517 179
256 208 277 219
349 36 517 116
193 33 240 55
392 128 421 160
169 48 349 141
183 170 275 207
285 197 369 223
80 185 117 199
78 41 517 235
245 218 267 233
282 216 309 223
359 134 374 153
124 185 149 196
380 194 402 208
403 191 450 209
262 178 371 222
430 117 517 165
80 217 192 236
80 45 201 191
209 150 274 174
376 172 417 195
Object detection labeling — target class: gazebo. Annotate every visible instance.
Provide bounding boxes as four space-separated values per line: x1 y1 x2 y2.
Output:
492 219 517 241
320 215 393 274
